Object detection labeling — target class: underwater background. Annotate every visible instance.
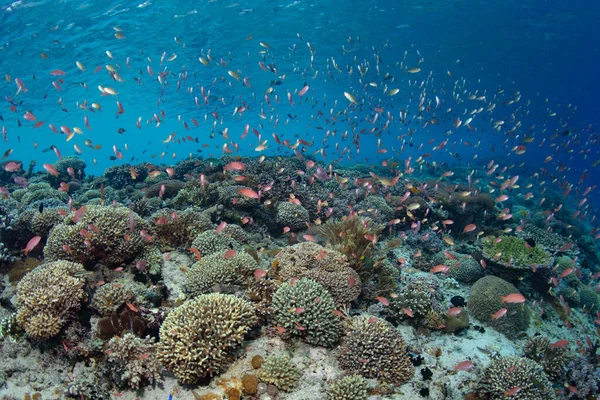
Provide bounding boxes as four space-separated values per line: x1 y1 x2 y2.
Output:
0 0 599 399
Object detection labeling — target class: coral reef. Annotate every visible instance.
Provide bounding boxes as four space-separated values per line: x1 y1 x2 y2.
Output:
257 353 300 392
190 229 241 257
275 242 361 305
522 336 572 380
337 316 414 385
275 201 310 231
91 283 136 315
150 207 213 248
327 374 369 400
477 356 556 399
271 278 342 347
16 260 86 340
44 205 150 266
157 293 257 384
185 249 257 296
104 333 162 389
468 276 530 338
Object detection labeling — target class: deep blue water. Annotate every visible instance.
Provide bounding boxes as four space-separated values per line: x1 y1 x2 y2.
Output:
1 0 599 220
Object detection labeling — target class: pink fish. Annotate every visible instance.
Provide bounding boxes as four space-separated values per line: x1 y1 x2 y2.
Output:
448 307 463 316
550 339 568 348
237 187 260 199
453 360 474 371
376 296 389 306
504 386 521 396
254 269 267 280
298 85 310 97
3 161 21 172
491 308 507 320
23 236 41 256
224 161 246 171
43 163 59 177
73 206 87 223
430 264 449 274
216 221 227 234
303 234 317 243
500 293 526 303
560 267 574 279
463 224 477 233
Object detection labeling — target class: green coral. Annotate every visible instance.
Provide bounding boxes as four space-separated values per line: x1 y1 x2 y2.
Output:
190 229 241 257
483 235 551 270
477 356 556 400
185 250 257 297
468 276 530 338
157 293 256 384
579 288 600 312
327 375 369 400
20 183 69 207
16 260 86 340
44 205 150 266
257 353 300 391
271 278 342 347
337 316 414 385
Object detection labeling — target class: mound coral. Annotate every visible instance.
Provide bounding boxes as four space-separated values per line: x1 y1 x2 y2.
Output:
275 242 361 306
468 276 530 338
275 201 310 231
477 356 556 399
337 316 414 385
44 205 150 266
522 336 572 380
390 276 444 325
185 250 257 297
157 293 256 384
19 182 69 207
104 333 162 389
271 278 341 347
16 260 86 340
327 374 369 400
190 229 241 257
257 353 300 392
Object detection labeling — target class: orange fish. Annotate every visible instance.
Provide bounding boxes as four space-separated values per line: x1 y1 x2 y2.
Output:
500 293 526 303
238 187 260 199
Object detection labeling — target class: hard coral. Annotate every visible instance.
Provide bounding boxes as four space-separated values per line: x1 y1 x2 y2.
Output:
477 356 555 400
91 283 135 315
104 333 162 389
191 229 241 257
157 293 256 384
468 276 530 339
185 250 257 297
275 201 310 231
314 215 383 274
522 336 572 380
257 353 300 392
275 242 360 306
483 235 551 270
272 278 341 347
337 316 414 385
150 208 213 248
44 205 151 267
327 374 369 400
16 260 86 340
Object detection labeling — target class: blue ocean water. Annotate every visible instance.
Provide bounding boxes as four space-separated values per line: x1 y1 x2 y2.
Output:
0 0 599 215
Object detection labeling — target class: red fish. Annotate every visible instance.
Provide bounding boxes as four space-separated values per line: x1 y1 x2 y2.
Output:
216 221 227 234
500 293 526 303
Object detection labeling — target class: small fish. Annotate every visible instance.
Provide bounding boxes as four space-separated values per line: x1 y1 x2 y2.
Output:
504 386 521 396
491 308 507 320
23 236 42 256
500 293 526 303
453 360 474 371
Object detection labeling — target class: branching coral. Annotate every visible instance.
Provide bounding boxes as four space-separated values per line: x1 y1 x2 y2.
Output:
185 250 257 297
390 276 444 326
91 283 136 316
16 260 86 340
327 374 369 400
477 356 556 399
522 336 572 380
257 353 300 391
44 205 151 266
157 293 256 384
337 316 414 385
104 333 162 389
275 242 360 306
271 278 341 347
190 229 241 257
